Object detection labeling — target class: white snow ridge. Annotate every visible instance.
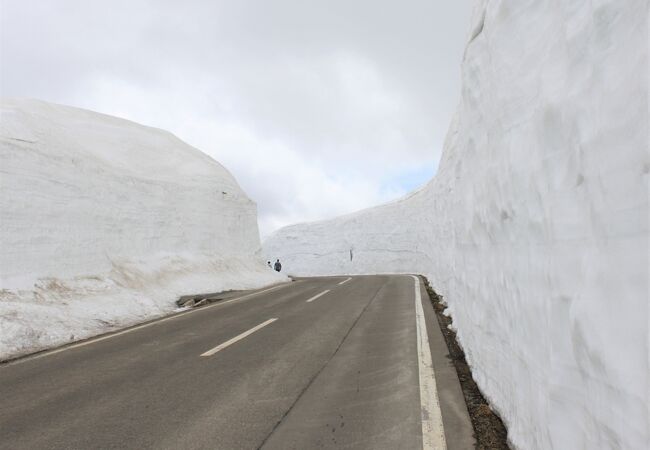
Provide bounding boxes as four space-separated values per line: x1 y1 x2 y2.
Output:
0 98 286 360
264 1 649 449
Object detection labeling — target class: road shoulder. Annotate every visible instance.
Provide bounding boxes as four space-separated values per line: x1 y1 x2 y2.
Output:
417 276 476 450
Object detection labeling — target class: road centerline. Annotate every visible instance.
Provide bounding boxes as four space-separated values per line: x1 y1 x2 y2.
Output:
305 289 331 303
200 318 278 357
338 277 352 285
412 275 447 449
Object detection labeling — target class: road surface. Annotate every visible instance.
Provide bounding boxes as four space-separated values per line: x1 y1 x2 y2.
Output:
0 275 474 449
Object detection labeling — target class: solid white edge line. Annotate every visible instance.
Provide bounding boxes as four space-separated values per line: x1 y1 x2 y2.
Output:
305 289 331 303
200 318 278 357
412 275 447 450
338 277 352 285
3 282 292 366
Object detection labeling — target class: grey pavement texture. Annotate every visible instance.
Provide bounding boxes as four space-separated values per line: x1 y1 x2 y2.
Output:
0 275 474 450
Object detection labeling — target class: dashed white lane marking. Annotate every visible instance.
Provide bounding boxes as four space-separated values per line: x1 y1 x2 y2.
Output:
411 275 447 450
338 277 352 285
200 318 278 357
3 283 291 367
305 289 331 303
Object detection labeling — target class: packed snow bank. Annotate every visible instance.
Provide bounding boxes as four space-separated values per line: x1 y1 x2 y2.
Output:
0 98 286 360
263 187 433 276
264 1 649 449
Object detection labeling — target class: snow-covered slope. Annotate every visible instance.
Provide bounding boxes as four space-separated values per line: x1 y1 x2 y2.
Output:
1 98 286 360
264 1 649 449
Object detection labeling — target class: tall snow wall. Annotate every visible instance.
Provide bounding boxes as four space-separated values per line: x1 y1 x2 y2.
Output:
263 1 649 449
1 98 285 359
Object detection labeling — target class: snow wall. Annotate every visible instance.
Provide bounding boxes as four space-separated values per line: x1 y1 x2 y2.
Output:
264 1 649 449
0 98 286 360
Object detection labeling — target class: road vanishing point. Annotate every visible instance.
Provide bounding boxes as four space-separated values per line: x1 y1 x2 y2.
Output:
0 275 474 449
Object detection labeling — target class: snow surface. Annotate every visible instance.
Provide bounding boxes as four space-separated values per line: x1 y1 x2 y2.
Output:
1 98 286 360
264 1 649 449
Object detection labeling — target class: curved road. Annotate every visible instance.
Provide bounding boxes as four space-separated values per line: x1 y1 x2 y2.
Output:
0 275 474 449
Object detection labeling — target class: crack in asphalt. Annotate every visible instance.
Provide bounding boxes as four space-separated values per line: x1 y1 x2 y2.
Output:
256 277 389 450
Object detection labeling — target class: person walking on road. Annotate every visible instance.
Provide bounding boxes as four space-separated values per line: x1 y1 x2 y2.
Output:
274 259 282 272
267 261 272 268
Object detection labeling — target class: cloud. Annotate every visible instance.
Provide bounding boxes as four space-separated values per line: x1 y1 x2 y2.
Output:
0 0 472 237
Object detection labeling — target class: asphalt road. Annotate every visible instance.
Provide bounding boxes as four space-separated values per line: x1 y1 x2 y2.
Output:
0 275 474 450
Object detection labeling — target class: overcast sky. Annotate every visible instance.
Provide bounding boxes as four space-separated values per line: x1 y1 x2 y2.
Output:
1 0 472 237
